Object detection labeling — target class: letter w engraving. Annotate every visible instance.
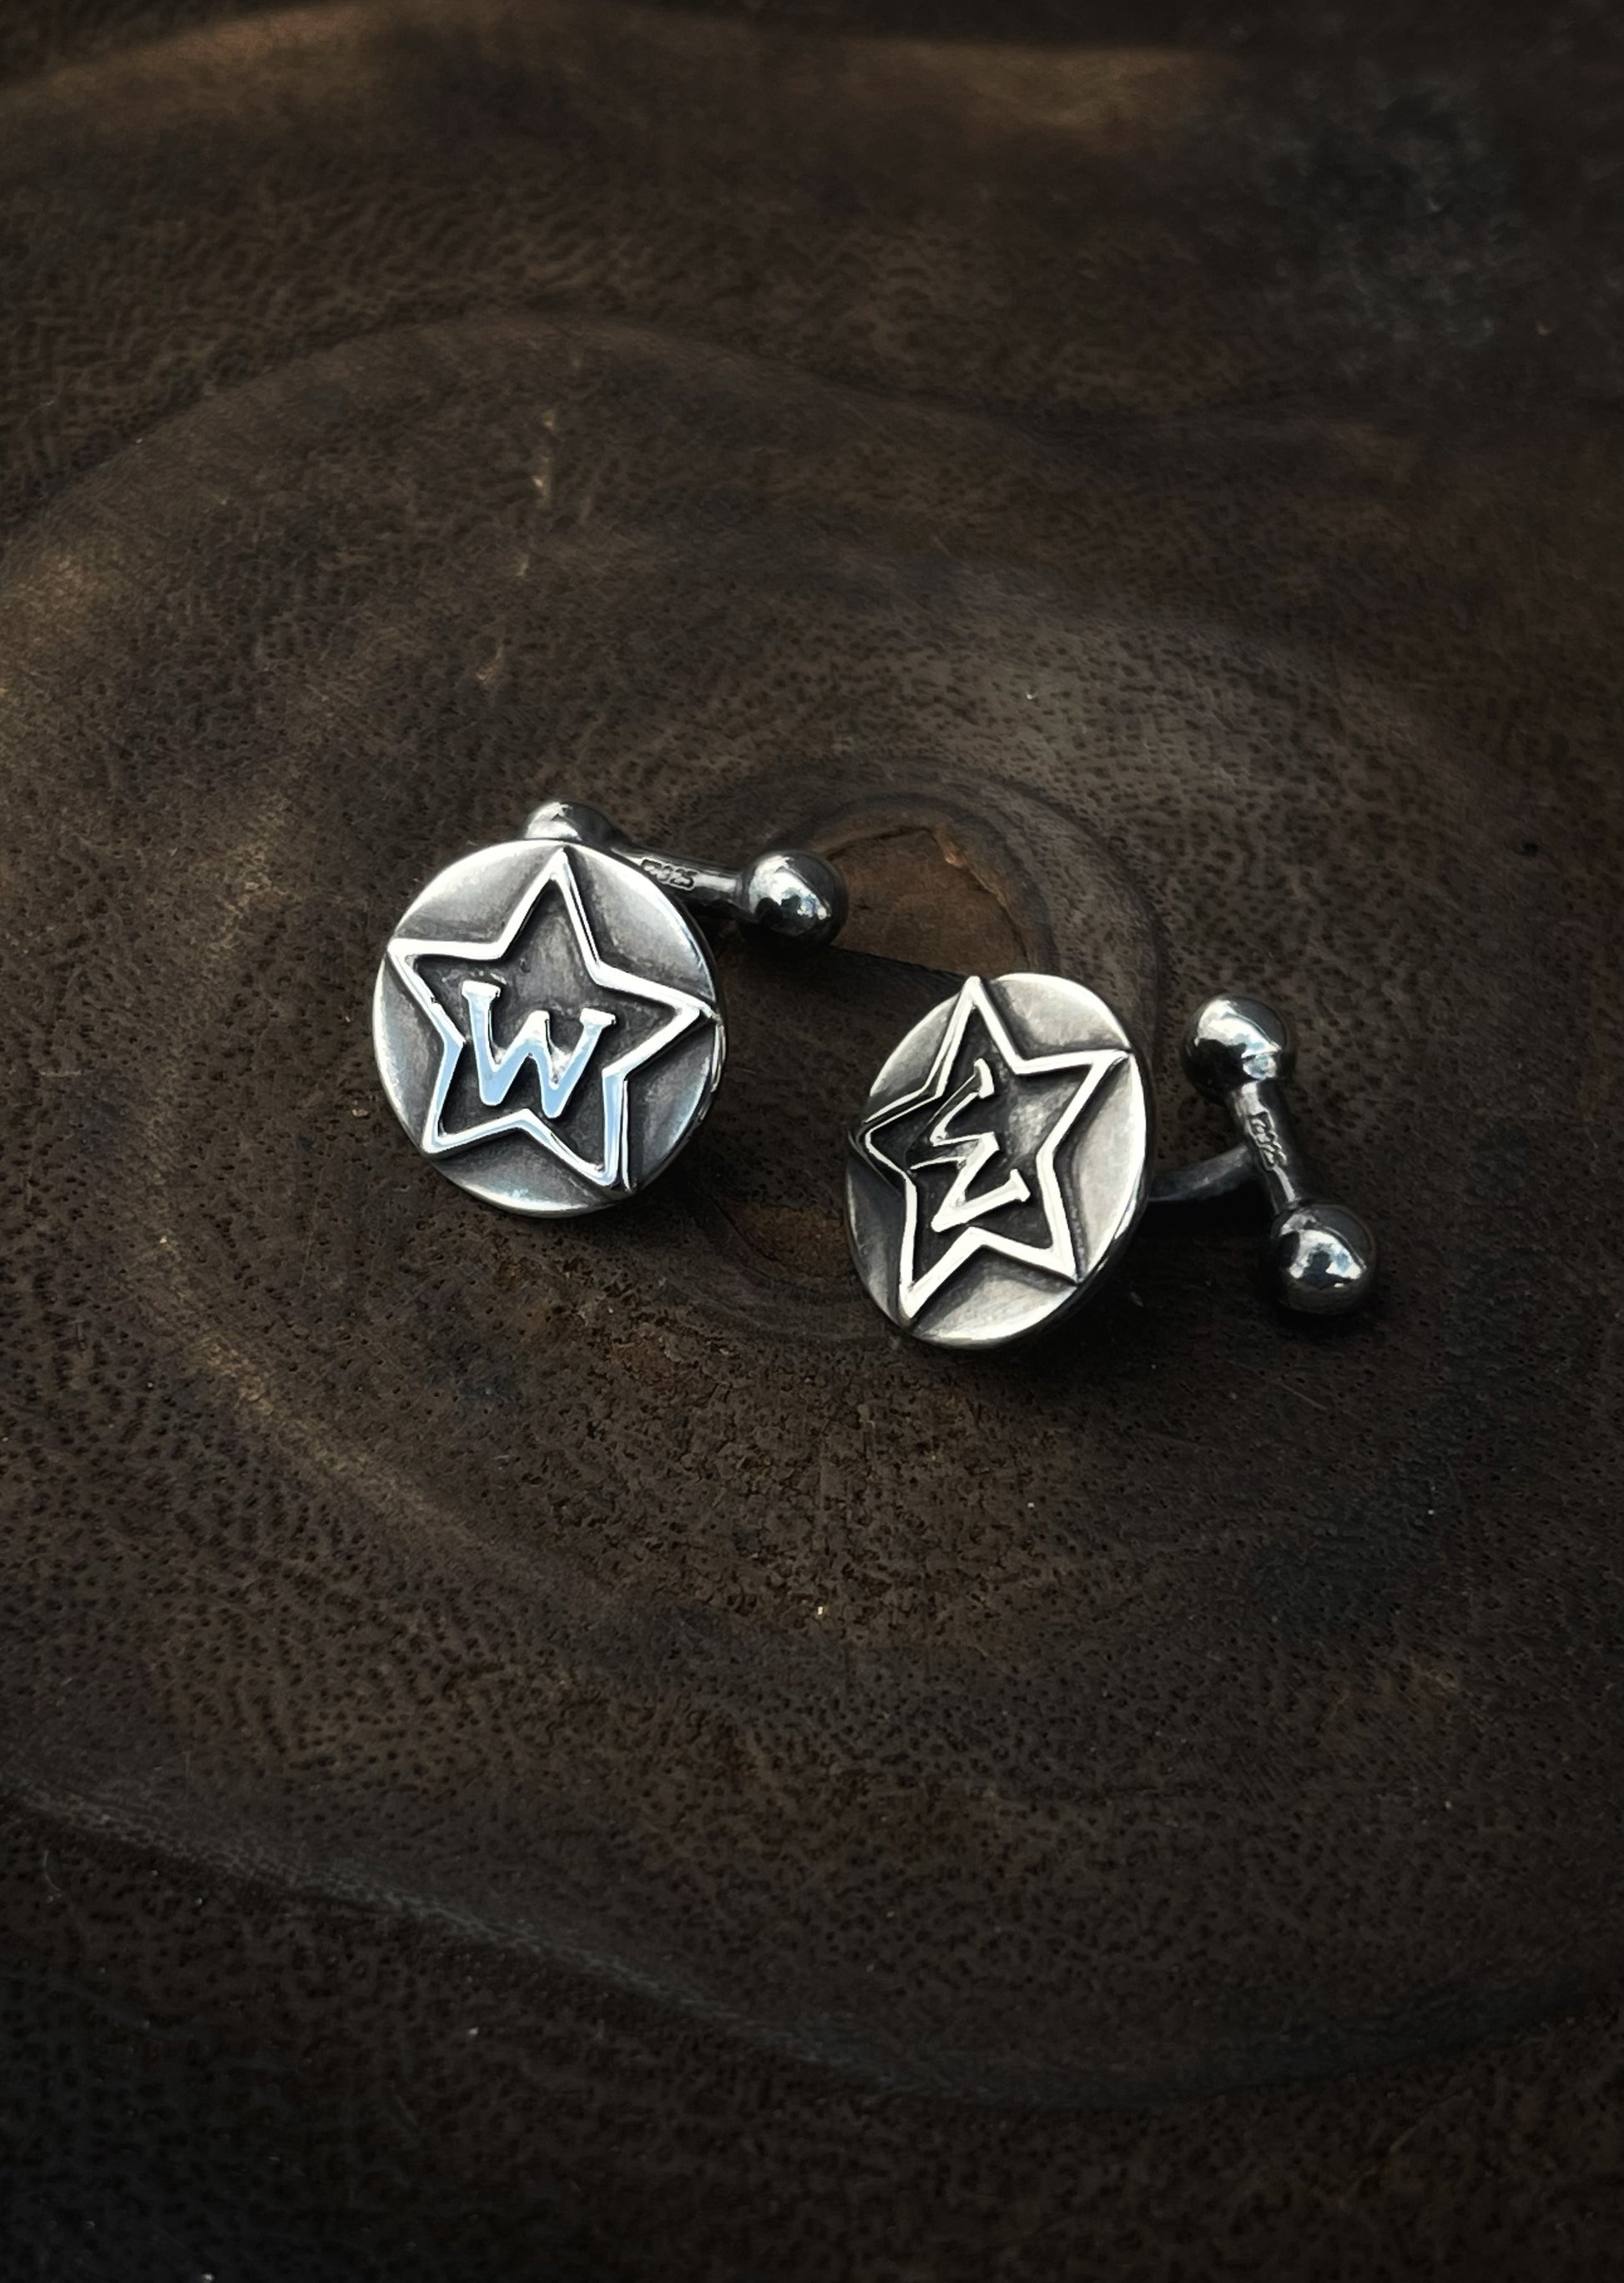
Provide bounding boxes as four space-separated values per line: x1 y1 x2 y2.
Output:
460 980 616 1121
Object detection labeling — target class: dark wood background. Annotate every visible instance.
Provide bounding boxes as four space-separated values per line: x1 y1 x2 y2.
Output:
2 2 1622 2275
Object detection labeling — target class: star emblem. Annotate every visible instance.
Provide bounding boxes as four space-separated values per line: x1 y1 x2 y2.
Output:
854 975 1127 1327
386 843 717 1194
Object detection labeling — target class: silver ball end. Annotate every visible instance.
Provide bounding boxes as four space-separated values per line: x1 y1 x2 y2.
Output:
742 850 848 947
1183 993 1296 1101
1268 1200 1377 1316
522 799 618 847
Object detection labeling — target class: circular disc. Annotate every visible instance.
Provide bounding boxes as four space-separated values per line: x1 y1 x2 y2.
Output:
373 836 724 1215
845 972 1152 1348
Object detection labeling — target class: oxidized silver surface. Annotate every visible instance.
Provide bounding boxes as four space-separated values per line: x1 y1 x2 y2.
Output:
373 835 723 1215
846 972 1152 1349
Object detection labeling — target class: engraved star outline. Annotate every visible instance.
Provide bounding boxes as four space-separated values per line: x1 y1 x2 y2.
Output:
388 842 718 1192
854 975 1127 1327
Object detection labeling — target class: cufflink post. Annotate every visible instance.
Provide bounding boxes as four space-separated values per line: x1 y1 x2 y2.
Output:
1180 993 1377 1317
523 800 847 948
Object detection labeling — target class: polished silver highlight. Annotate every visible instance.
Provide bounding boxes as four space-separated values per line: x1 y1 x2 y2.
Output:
848 975 1376 1346
375 832 724 1216
523 801 847 949
376 801 849 1217
1182 992 1378 1315
376 838 719 1210
846 973 1153 1349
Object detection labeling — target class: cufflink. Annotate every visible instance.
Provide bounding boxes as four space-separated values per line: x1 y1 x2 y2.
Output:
372 800 845 1216
845 975 1375 1349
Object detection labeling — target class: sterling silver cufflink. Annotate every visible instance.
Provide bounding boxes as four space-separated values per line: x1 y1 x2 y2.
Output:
845 975 1376 1350
372 800 846 1216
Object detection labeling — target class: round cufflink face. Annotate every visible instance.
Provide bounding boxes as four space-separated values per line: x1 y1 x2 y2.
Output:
373 837 724 1216
846 973 1153 1349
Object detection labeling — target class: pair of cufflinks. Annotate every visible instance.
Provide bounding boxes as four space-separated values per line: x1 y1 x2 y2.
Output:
372 803 1375 1351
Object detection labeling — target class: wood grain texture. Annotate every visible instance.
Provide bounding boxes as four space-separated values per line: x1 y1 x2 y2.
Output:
1 3 1621 2276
